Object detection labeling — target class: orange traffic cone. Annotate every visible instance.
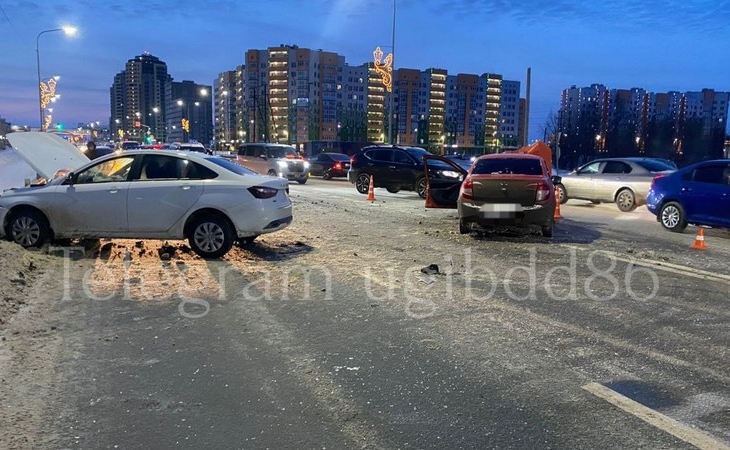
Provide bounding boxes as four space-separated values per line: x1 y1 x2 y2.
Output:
691 228 707 250
553 187 563 220
366 176 376 202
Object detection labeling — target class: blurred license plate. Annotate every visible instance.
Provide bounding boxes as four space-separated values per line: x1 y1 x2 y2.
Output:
480 204 522 212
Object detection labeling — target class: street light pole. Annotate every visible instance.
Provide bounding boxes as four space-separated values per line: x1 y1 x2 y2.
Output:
388 0 396 144
36 26 76 131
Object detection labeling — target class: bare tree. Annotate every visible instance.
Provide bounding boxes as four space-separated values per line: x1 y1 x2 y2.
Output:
541 110 559 142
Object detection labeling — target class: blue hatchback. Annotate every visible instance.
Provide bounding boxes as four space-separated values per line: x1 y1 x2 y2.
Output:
646 159 730 232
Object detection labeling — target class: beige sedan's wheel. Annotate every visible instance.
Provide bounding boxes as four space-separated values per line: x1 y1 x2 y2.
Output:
615 188 636 212
555 184 568 204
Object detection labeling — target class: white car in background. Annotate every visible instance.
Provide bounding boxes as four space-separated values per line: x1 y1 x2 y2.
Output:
0 132 292 258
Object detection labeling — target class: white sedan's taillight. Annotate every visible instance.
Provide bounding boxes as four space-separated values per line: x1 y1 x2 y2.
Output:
248 186 278 199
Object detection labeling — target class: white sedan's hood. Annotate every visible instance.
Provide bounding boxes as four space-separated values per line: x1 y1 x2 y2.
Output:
6 132 89 180
0 148 38 191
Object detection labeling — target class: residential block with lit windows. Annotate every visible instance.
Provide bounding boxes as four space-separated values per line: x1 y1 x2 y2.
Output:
213 45 524 155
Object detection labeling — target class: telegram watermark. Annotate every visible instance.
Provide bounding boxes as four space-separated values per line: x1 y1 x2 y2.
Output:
362 247 660 319
43 245 660 320
45 246 334 318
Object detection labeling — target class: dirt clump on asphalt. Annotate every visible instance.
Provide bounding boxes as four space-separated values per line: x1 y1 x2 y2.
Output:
0 240 67 449
0 241 57 325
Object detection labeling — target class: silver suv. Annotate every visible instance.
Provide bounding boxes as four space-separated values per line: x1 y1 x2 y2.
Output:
236 143 309 184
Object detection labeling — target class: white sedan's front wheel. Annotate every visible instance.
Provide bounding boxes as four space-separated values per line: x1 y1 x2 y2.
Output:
9 209 50 248
188 216 234 259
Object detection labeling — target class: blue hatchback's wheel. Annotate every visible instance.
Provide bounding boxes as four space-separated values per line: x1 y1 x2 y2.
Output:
659 202 687 232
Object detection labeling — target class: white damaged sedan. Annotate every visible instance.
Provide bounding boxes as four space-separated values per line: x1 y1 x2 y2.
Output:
0 133 292 258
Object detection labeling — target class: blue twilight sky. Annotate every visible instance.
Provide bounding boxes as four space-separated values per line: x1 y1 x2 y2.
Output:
1 0 729 141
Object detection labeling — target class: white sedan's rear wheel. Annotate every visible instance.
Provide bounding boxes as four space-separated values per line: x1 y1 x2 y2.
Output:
188 216 234 259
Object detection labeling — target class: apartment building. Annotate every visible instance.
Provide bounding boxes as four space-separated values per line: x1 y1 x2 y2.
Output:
215 45 521 154
559 84 729 165
166 80 213 145
110 53 171 143
214 71 237 147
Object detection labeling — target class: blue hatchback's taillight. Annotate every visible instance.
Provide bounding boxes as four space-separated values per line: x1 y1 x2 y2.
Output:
650 174 665 189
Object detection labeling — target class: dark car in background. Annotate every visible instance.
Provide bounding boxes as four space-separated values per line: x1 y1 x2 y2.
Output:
555 157 675 212
646 159 730 232
347 145 462 198
118 140 142 150
444 153 476 170
424 153 557 237
170 142 212 154
309 152 351 179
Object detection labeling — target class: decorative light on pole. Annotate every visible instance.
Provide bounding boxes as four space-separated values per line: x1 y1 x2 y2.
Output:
372 0 396 144
36 26 77 131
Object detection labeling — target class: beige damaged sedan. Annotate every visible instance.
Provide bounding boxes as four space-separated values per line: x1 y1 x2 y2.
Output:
555 157 675 212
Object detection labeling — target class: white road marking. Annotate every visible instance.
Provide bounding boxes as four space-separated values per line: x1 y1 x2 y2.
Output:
583 382 730 450
562 246 730 285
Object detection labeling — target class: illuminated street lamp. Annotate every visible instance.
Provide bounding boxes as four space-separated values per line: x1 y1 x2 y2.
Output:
177 100 188 142
37 26 77 131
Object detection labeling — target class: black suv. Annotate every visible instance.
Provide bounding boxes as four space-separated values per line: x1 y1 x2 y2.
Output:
347 145 463 198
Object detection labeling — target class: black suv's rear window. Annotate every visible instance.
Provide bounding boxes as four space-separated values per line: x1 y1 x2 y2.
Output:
472 158 542 175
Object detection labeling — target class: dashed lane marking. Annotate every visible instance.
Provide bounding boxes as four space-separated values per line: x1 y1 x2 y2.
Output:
583 382 730 450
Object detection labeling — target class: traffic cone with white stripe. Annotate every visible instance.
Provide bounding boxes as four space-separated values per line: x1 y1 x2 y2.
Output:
366 176 375 202
553 187 563 220
691 228 707 250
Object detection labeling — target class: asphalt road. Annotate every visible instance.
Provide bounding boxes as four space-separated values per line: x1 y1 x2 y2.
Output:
25 178 730 449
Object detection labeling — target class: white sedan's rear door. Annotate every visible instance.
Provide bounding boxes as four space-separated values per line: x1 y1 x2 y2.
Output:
127 154 203 233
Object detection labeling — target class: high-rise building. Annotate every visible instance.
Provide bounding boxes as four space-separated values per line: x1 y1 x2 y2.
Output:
214 45 521 155
482 73 503 151
214 71 237 148
500 79 521 148
341 64 370 143
559 84 729 166
110 53 171 143
237 46 346 148
445 73 480 149
166 80 213 145
394 68 422 146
